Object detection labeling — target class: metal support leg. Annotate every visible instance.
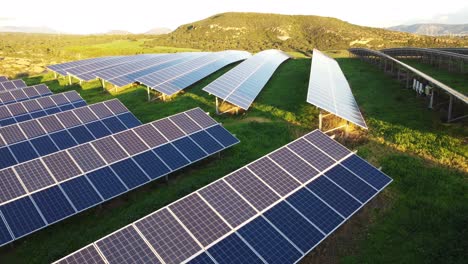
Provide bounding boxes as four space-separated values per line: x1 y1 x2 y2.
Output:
318 110 323 130
429 91 434 109
345 121 350 138
447 95 453 122
215 97 219 115
68 75 72 85
101 79 106 91
54 72 57 79
147 86 151 102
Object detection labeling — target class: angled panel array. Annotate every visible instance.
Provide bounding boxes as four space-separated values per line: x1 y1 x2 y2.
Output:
203 49 290 110
54 129 392 264
138 51 251 96
307 49 367 129
96 53 204 87
67 55 157 81
0 76 8 83
0 84 52 107
0 108 239 247
0 79 27 92
0 91 86 127
0 99 140 169
47 57 119 76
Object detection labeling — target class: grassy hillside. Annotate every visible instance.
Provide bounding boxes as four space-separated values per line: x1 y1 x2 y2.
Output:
147 12 468 53
0 52 466 263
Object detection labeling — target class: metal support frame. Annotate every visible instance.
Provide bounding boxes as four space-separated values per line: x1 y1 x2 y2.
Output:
68 75 72 85
447 95 453 122
318 109 352 138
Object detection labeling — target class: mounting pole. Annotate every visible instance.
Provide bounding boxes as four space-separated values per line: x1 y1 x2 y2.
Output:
345 121 350 138
147 86 151 102
318 109 323 130
101 79 106 91
429 90 434 109
54 72 57 79
447 95 453 122
68 75 72 85
215 97 220 115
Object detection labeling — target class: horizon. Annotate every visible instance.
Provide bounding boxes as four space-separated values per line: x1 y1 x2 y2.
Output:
0 0 467 34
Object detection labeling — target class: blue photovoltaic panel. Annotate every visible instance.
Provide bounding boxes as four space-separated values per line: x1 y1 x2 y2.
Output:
0 76 8 82
0 79 27 92
0 108 238 247
189 131 224 154
54 130 391 263
203 49 289 110
117 112 142 128
205 125 240 148
238 217 303 264
47 56 117 75
0 216 13 246
0 84 52 107
307 49 367 129
153 144 190 170
138 51 250 96
341 154 392 190
208 233 264 264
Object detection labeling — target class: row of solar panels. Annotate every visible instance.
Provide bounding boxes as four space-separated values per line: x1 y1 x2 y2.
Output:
55 130 392 264
48 50 290 111
0 83 240 248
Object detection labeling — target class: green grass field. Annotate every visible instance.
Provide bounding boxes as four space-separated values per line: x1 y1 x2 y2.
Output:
0 54 466 264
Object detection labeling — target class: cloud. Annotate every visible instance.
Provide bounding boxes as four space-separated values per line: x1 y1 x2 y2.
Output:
403 6 468 25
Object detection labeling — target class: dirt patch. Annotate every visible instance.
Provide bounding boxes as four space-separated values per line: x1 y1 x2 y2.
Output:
239 117 273 123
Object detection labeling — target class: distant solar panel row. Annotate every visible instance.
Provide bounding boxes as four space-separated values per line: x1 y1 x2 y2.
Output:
0 91 86 127
0 108 239 247
0 84 52 107
0 99 141 169
138 51 251 96
307 49 367 129
0 76 8 83
67 55 158 81
54 130 392 264
95 53 202 87
47 57 119 76
0 79 27 92
203 49 289 110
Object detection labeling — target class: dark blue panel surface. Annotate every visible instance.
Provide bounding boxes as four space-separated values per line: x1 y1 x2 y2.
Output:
45 107 61 115
15 114 30 122
173 137 207 162
264 201 324 252
287 188 343 234
325 165 377 203
0 148 16 169
0 218 13 246
86 121 112 139
101 117 127 133
0 118 15 126
186 253 216 264
189 131 223 154
153 144 189 170
117 113 141 128
10 142 38 163
61 177 102 211
238 217 302 264
59 104 74 111
68 126 95 144
341 155 392 190
111 159 149 189
87 167 127 200
307 176 361 217
208 233 263 264
73 101 87 107
30 136 59 156
133 151 170 180
30 111 46 119
32 186 75 224
49 131 77 150
206 125 239 147
0 197 45 238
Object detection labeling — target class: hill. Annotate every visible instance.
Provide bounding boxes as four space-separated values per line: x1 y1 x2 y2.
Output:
0 26 59 34
389 23 468 36
105 30 133 35
145 12 468 53
144 27 172 35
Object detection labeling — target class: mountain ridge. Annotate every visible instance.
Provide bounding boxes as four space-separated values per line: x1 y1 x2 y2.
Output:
389 23 468 36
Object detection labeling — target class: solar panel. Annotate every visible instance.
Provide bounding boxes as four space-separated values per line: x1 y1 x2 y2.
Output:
47 56 117 75
307 49 367 129
0 76 8 82
0 108 239 247
0 84 52 107
203 49 289 110
0 79 27 92
55 129 392 263
137 51 251 96
0 91 86 127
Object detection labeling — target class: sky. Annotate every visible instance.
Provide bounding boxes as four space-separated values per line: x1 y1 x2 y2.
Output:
0 0 467 34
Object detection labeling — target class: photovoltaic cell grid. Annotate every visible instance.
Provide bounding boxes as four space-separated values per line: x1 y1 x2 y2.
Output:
137 51 251 96
0 79 27 92
0 99 140 170
47 57 118 75
0 84 53 107
0 107 239 247
54 129 392 264
0 91 86 127
0 76 8 82
96 53 203 87
203 49 290 110
307 49 367 129
67 55 158 81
